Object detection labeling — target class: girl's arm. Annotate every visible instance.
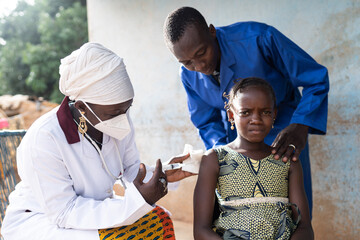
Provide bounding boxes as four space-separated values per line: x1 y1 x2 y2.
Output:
288 160 314 240
193 149 222 240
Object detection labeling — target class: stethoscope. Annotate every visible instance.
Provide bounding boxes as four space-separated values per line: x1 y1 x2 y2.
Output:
72 117 127 190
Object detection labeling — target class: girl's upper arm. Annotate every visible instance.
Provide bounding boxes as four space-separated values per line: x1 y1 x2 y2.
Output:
193 149 220 234
288 160 314 239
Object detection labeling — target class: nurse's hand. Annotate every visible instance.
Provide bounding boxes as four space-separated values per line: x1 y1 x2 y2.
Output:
271 123 309 162
133 160 167 205
166 153 196 182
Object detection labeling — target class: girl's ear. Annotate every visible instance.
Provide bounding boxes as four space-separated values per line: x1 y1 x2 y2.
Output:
273 108 278 120
227 109 234 122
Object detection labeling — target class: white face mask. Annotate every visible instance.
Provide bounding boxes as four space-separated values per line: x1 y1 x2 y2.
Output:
79 101 131 141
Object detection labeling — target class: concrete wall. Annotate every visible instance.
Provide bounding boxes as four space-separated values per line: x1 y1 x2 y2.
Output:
87 0 360 239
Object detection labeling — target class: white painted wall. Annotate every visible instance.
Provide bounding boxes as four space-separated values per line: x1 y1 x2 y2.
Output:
87 1 360 239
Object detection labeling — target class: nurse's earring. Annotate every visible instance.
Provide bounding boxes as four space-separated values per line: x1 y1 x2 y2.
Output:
272 118 275 129
78 111 88 137
230 119 235 130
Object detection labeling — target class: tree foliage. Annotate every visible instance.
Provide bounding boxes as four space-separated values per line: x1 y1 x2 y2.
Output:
0 0 88 103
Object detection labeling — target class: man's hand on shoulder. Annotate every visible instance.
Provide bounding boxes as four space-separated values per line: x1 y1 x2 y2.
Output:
271 123 309 162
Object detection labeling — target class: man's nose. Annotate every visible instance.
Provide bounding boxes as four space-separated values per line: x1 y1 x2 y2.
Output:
193 60 206 72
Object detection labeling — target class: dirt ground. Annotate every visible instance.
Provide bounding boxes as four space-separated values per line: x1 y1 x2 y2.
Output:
0 95 58 129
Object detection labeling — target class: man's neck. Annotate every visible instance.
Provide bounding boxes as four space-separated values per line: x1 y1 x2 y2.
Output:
211 70 220 84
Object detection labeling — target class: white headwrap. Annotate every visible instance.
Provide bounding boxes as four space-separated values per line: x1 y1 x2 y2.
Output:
59 42 134 105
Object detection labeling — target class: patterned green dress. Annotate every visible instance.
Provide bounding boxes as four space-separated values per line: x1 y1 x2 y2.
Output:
213 146 299 240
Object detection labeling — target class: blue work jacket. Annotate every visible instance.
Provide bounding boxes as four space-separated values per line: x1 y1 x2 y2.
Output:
180 22 329 150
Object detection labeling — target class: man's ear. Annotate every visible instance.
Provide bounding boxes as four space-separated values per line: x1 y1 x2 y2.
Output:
209 24 216 38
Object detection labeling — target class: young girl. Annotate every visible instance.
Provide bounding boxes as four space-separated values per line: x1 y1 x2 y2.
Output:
193 77 314 240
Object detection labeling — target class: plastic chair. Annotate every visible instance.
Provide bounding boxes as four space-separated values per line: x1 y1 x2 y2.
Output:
0 130 26 237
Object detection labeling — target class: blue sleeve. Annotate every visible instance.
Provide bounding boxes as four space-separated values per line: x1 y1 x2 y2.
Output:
261 26 329 134
180 69 228 149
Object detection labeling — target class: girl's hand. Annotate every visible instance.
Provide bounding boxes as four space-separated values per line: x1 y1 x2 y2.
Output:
165 153 196 182
271 123 309 162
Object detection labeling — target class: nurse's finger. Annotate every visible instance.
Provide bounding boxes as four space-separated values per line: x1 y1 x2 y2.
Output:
150 159 163 182
134 163 146 184
168 153 190 164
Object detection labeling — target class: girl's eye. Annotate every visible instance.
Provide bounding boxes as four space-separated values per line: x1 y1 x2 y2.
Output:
238 111 249 116
263 111 272 115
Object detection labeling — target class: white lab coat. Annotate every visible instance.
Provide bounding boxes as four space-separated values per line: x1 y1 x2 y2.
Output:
2 107 154 240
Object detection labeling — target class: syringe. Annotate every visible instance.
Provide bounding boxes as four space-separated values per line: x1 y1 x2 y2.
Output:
148 163 184 172
162 163 184 171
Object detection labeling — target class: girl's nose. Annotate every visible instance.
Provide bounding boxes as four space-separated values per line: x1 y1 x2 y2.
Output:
250 113 262 124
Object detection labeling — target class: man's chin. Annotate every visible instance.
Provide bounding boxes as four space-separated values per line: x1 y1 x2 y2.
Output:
201 69 214 75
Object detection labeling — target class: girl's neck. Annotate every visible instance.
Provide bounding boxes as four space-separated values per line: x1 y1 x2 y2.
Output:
228 137 272 160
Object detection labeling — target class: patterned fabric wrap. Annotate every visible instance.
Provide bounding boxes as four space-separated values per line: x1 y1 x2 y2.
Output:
213 146 298 240
98 206 175 240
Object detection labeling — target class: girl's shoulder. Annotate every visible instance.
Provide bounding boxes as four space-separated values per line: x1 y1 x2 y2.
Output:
265 154 291 167
213 145 236 160
199 149 220 174
213 144 233 154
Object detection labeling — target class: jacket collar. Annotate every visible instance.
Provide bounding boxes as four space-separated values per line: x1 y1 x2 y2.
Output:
216 27 236 93
197 28 236 93
56 96 80 144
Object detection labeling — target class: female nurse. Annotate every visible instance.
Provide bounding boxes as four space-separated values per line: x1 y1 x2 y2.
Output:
2 42 192 240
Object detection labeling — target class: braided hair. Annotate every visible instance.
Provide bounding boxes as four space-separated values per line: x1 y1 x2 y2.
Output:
224 77 277 111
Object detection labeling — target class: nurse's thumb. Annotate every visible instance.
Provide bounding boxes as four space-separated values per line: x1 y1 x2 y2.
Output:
135 163 147 184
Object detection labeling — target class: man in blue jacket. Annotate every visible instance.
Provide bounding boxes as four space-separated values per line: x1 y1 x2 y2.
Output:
163 7 329 215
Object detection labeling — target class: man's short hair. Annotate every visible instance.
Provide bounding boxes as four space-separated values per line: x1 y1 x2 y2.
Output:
164 6 208 44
